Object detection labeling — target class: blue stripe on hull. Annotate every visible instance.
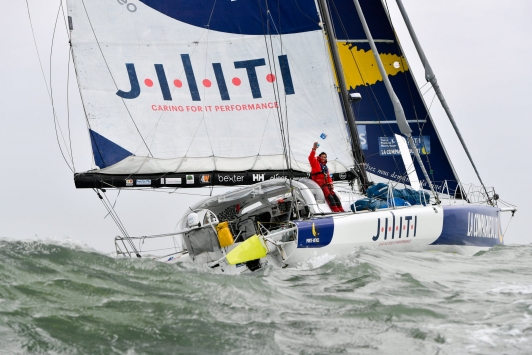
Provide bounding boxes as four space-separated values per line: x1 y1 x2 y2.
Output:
295 217 334 248
432 205 502 247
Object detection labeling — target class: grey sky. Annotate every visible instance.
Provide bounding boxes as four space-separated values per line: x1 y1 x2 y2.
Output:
1 0 530 252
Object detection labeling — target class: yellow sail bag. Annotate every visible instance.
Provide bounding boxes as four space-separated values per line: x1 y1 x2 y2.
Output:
216 221 234 247
226 235 268 265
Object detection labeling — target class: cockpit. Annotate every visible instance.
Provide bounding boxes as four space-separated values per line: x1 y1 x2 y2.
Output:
183 178 332 246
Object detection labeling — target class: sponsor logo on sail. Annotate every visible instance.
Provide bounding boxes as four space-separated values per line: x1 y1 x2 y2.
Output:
200 175 211 184
186 175 194 184
136 179 151 186
116 55 295 103
338 172 347 180
357 125 368 150
269 174 288 180
378 136 431 156
125 179 133 186
218 174 244 183
165 177 182 185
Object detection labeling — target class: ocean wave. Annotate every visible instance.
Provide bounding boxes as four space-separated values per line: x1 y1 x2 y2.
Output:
0 239 531 354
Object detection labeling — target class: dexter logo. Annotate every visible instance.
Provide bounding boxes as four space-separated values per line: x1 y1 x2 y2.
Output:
116 55 294 102
218 175 244 183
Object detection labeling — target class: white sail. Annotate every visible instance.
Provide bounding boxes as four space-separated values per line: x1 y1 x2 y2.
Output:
68 0 354 175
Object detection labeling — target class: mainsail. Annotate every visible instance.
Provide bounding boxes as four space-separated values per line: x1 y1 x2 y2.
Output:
68 0 358 188
327 0 461 193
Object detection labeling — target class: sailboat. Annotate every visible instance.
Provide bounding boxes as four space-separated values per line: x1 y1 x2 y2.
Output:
67 0 516 274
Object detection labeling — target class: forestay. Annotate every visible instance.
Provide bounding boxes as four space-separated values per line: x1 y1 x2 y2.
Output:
68 0 356 188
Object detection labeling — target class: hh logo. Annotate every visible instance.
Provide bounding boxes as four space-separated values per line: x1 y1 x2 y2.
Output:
116 54 294 102
372 212 417 241
252 174 264 182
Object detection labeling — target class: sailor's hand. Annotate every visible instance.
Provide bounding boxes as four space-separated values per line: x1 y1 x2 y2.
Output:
329 184 334 191
312 142 319 151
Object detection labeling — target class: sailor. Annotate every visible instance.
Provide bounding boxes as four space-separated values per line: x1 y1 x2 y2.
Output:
309 142 345 212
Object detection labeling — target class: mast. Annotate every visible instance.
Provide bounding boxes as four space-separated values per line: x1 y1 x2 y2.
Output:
316 0 369 192
395 0 492 204
352 0 439 201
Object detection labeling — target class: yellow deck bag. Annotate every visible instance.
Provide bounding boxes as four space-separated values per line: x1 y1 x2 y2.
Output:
216 221 234 248
226 235 268 265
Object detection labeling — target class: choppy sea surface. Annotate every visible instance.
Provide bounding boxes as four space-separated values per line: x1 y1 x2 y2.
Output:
1 239 531 354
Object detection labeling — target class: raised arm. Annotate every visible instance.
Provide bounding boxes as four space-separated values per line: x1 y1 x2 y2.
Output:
308 142 320 172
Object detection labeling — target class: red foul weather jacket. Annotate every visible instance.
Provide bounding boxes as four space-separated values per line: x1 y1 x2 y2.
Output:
308 150 333 187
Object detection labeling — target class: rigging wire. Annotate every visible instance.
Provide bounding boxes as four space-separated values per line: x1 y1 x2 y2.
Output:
199 0 218 162
65 30 75 172
79 0 153 158
272 5 345 169
50 1 75 167
133 0 232 180
24 0 75 173
383 0 420 114
264 12 291 171
502 214 514 238
332 0 443 193
257 0 290 173
93 188 140 257
169 1 225 174
60 0 77 171
311 5 353 167
293 0 321 25
59 0 145 258
142 15 219 166
422 85 434 97
257 0 301 216
383 0 465 193
66 28 104 170
498 198 517 208
103 189 121 219
418 81 430 92
329 0 400 173
328 0 404 182
322 1 367 181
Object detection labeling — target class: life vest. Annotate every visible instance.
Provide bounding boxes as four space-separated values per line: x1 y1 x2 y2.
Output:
308 150 332 187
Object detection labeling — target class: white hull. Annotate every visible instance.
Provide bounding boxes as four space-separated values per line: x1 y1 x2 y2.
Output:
110 179 508 274
155 199 503 274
